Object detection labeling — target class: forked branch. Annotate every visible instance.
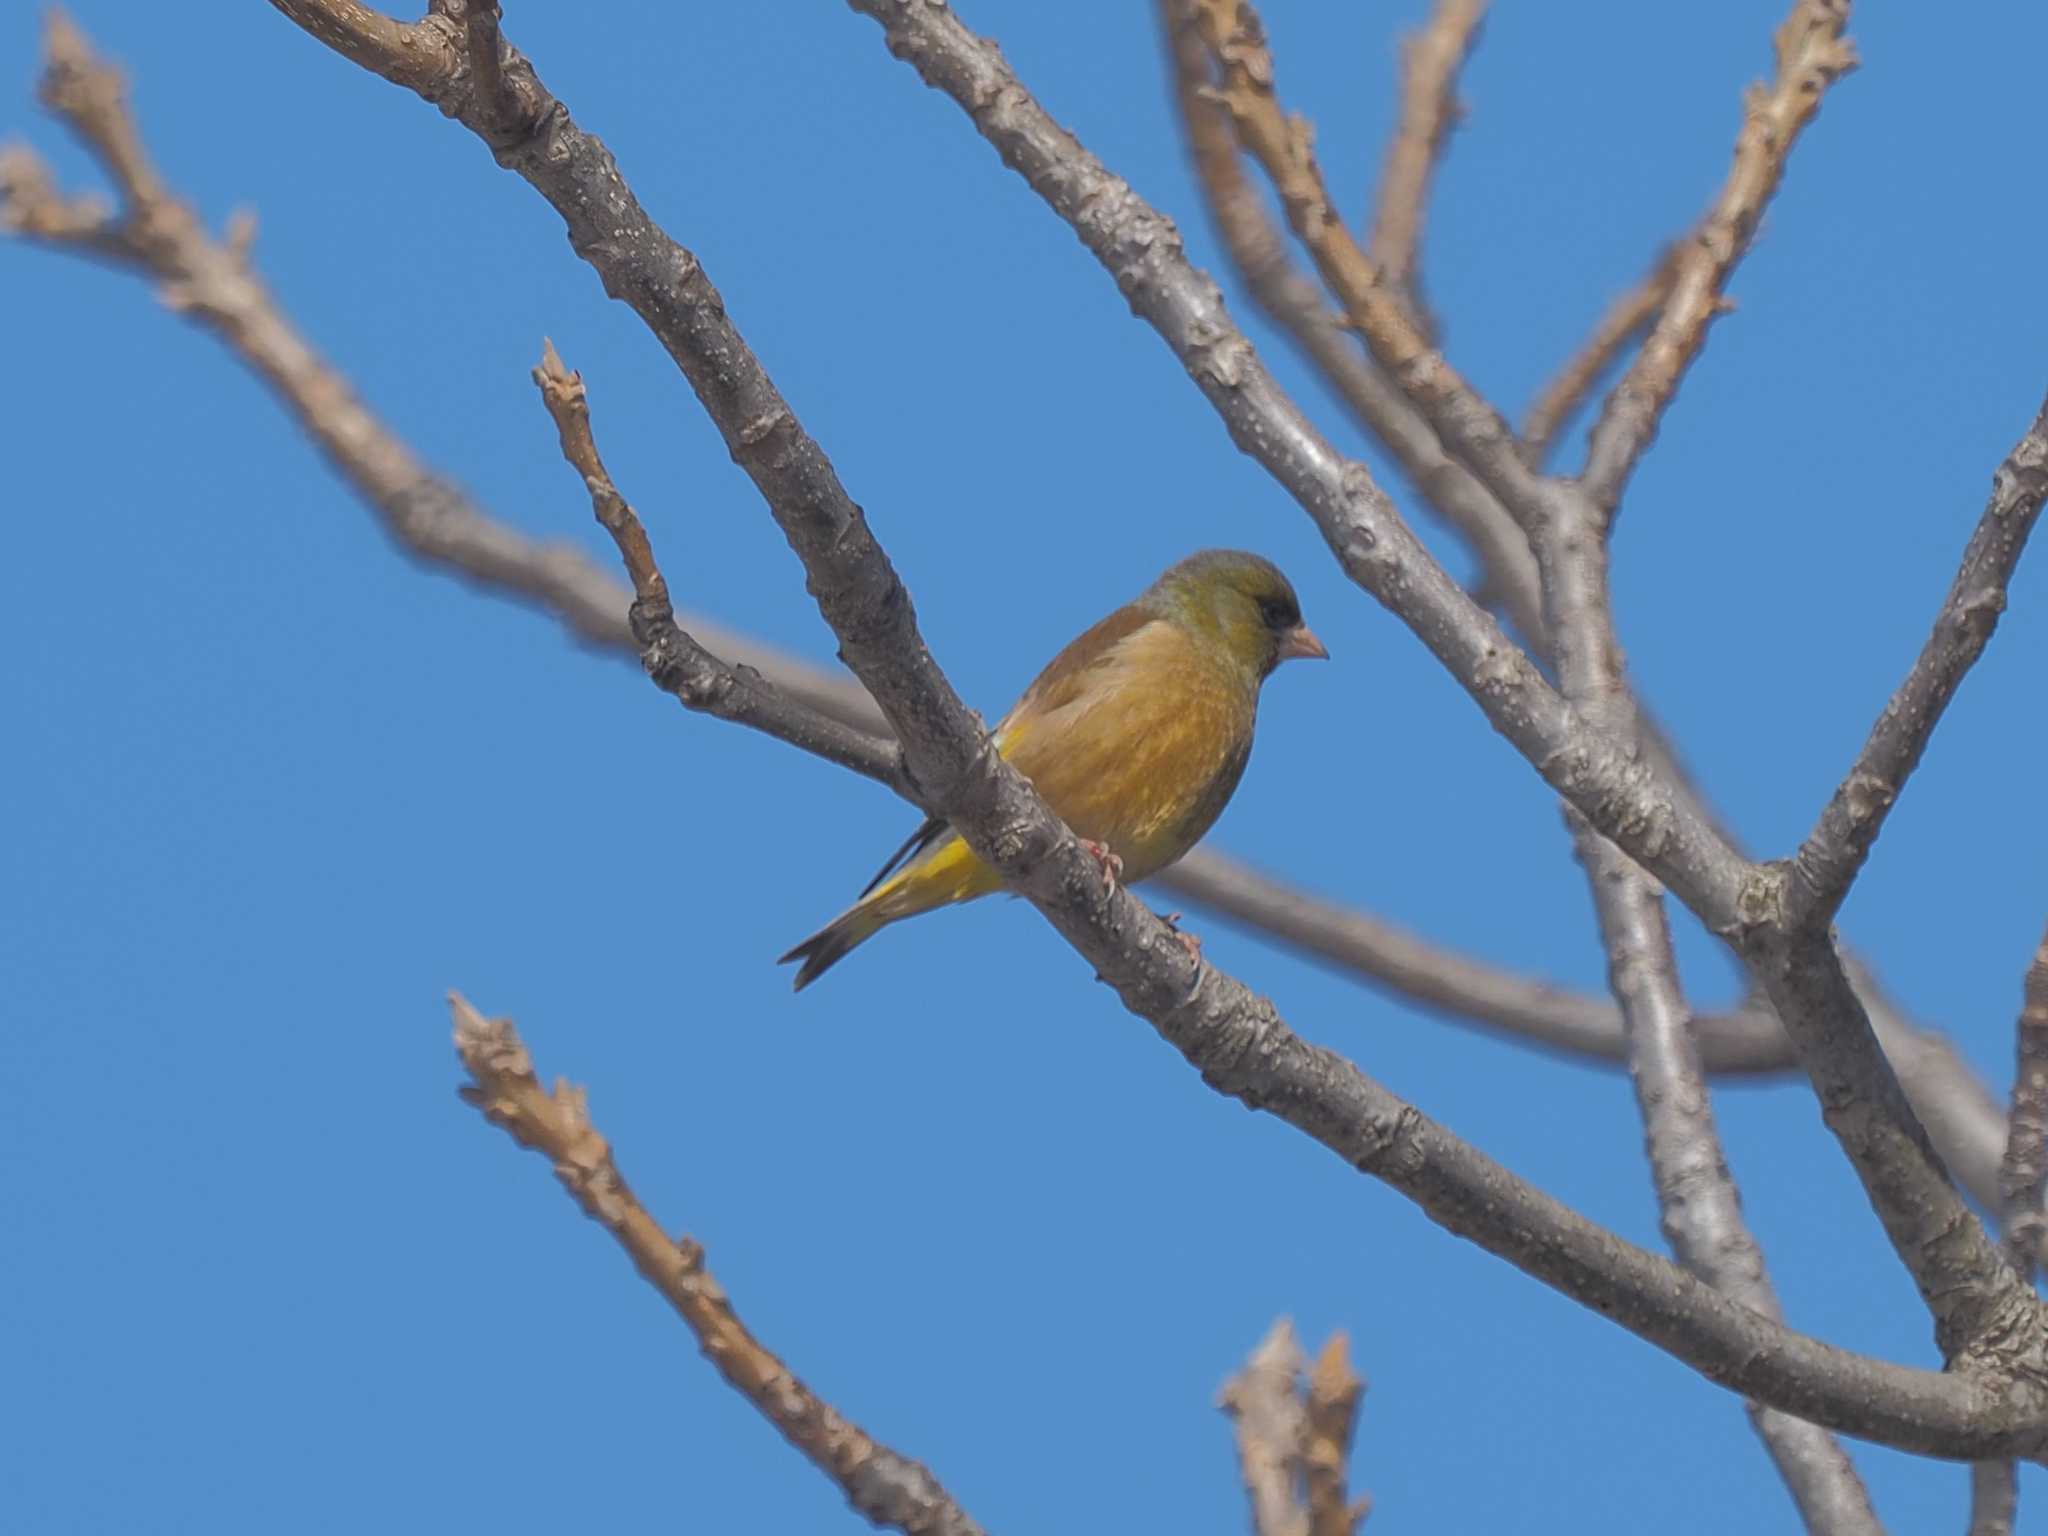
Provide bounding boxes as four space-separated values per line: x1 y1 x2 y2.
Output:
1367 0 1489 336
1578 1 1857 513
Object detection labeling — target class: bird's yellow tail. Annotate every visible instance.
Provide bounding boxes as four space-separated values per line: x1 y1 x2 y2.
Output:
779 830 1001 990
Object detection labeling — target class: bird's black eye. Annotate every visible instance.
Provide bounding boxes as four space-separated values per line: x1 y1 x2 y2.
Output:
1259 596 1297 630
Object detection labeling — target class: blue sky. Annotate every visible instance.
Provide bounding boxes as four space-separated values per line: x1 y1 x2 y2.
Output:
6 2 2047 1530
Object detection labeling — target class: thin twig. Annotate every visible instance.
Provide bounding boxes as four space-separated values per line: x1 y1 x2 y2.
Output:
527 340 909 787
1578 1 1857 515
448 995 987 1536
1788 400 2048 928
1367 0 1488 337
1519 244 1678 467
531 339 664 604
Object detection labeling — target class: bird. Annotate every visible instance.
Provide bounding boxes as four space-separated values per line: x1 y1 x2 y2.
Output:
779 549 1328 990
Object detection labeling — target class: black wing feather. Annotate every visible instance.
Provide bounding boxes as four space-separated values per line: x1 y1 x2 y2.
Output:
859 815 949 897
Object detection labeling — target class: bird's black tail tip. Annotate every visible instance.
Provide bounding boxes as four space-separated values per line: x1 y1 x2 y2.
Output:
778 923 856 992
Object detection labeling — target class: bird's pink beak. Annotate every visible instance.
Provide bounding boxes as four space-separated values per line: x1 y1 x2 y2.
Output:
1279 624 1329 662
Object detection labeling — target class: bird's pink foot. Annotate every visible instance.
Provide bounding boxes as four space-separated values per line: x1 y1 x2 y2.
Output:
1079 838 1124 893
1163 910 1203 963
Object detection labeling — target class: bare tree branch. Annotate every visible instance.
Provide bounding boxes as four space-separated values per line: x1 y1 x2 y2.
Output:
1479 0 2033 1370
448 994 987 1536
1967 1463 2017 1536
1788 401 2048 927
1366 0 1489 337
526 339 909 789
1519 244 1677 468
1998 922 2048 1271
1974 922 2048 1534
1220 1322 1369 1536
1578 826 1881 1532
1530 160 1873 1515
1155 0 1751 898
1738 921 2036 1365
1579 1 1857 514
1162 853 1764 1069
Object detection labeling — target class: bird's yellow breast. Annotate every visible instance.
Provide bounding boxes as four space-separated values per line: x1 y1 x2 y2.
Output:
860 617 1258 925
997 617 1256 882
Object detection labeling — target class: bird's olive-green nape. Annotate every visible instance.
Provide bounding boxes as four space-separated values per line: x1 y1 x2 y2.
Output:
1141 549 1323 680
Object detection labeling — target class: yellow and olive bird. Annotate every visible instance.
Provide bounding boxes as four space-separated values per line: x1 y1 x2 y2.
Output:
780 549 1327 989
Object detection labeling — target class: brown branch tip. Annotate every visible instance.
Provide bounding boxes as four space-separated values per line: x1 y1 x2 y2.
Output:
1579 0 1856 508
37 10 157 201
531 339 668 611
446 992 987 1536
0 14 132 254
1221 1319 1370 1536
0 140 108 245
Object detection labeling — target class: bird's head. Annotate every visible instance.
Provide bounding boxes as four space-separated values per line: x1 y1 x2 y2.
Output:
1146 549 1329 683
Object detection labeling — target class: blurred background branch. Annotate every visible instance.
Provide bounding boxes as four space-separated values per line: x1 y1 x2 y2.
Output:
450 993 987 1536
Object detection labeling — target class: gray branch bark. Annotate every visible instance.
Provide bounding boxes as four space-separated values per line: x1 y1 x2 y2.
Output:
1790 404 2048 927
